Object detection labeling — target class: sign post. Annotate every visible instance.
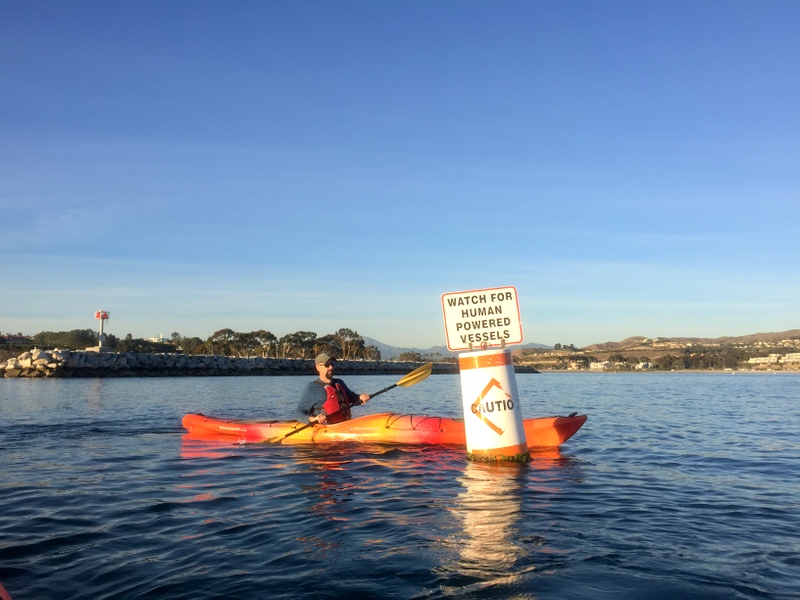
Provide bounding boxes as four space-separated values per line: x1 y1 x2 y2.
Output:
441 287 530 462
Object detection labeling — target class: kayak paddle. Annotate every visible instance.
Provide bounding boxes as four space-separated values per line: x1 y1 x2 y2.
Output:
267 362 433 443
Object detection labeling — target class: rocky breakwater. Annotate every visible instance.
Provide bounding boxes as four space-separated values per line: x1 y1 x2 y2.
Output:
2 349 459 378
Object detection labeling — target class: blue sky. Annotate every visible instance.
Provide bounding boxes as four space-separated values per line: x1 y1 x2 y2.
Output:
2 1 798 349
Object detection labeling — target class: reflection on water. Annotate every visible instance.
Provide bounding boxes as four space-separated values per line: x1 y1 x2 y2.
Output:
3 374 798 599
301 452 357 520
437 448 582 595
85 378 106 411
448 461 526 585
178 436 251 460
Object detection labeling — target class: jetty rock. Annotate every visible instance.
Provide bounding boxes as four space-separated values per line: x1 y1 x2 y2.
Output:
1 349 460 378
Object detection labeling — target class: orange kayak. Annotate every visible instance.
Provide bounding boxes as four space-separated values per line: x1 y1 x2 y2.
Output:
181 412 587 448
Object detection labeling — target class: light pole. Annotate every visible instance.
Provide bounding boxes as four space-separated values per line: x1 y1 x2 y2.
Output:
95 311 110 350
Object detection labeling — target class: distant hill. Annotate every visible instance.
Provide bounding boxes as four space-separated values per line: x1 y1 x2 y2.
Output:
582 329 800 352
365 329 800 359
363 336 550 360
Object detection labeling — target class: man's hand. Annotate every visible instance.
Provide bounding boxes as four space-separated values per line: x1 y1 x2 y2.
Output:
311 413 327 424
359 393 370 404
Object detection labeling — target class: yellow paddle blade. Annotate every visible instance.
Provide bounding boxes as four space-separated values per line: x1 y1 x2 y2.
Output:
396 362 433 387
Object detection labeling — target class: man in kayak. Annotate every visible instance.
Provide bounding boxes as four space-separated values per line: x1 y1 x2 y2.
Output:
295 353 370 425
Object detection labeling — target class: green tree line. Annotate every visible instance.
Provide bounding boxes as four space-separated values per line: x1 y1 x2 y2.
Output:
394 351 455 363
589 348 747 370
28 327 381 360
517 345 787 370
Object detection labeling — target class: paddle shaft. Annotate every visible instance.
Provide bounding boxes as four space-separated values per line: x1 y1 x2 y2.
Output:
367 383 396 399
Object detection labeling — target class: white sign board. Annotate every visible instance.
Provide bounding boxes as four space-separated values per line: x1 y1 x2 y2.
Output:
441 286 523 352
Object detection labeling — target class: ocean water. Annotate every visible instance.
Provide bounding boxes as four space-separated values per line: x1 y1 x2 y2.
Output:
1 372 798 599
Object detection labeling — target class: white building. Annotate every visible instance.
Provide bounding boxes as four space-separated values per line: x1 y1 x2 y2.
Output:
748 354 781 364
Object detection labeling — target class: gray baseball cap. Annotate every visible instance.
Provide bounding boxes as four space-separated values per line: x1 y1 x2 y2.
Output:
315 353 336 365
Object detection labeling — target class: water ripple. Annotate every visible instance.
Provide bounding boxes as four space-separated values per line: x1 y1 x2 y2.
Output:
1 373 799 598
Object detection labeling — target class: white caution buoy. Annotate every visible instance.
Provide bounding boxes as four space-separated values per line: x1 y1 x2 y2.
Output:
458 348 530 462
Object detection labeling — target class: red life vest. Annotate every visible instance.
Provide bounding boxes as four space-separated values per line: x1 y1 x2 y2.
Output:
322 381 353 424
